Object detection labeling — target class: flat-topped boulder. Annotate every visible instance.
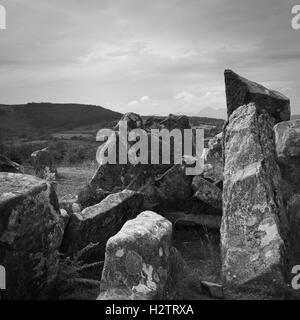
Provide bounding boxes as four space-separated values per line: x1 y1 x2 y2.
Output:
221 103 288 287
98 211 172 300
60 190 144 262
224 69 290 123
0 173 64 299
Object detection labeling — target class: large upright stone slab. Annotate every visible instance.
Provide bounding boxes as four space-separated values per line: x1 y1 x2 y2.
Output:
60 190 144 262
98 211 172 300
0 173 64 299
224 69 290 123
221 103 288 287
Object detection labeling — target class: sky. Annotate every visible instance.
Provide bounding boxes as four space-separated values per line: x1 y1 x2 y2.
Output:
0 0 299 116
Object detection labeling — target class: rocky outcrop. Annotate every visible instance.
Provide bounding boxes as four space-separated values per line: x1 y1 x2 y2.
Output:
221 103 288 287
274 119 300 198
31 147 57 180
152 164 193 212
115 112 144 131
207 132 223 159
224 69 290 123
60 190 144 262
159 114 191 131
0 154 22 173
77 185 109 209
192 176 222 212
0 173 64 299
98 211 172 300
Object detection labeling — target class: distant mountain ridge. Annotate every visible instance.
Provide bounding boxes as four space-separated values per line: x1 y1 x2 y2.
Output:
0 102 122 140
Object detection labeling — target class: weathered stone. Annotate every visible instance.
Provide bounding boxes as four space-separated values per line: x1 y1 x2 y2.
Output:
201 281 224 299
0 173 64 299
224 69 290 123
98 211 172 300
31 147 57 180
207 132 223 159
192 176 222 212
153 164 193 212
60 190 144 262
115 112 144 131
274 119 300 197
0 154 22 173
159 114 191 131
77 185 109 209
221 103 288 287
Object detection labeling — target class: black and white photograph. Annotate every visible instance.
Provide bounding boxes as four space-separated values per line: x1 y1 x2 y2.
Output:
0 0 300 305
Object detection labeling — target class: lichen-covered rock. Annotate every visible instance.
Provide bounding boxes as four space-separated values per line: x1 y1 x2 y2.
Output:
192 176 222 212
98 211 172 300
0 154 22 173
0 173 64 299
31 147 57 180
221 103 288 287
224 69 290 123
274 119 300 197
60 190 144 262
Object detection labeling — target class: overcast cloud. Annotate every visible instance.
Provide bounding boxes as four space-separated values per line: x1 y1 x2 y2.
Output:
0 0 299 116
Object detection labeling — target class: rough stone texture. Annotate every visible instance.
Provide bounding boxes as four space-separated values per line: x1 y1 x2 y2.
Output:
274 119 300 198
221 103 288 287
0 173 64 299
201 281 224 299
207 132 223 159
225 69 290 124
77 185 109 209
60 190 144 262
153 164 193 212
0 154 22 173
115 112 144 131
159 114 191 131
31 147 57 180
163 211 221 231
192 176 222 212
98 211 172 300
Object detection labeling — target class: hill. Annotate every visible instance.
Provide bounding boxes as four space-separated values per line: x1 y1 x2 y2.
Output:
292 114 300 120
0 103 122 141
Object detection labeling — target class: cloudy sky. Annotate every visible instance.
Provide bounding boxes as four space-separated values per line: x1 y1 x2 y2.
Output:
0 0 299 116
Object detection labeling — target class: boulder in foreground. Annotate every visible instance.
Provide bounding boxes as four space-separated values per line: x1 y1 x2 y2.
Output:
0 173 64 299
60 190 144 262
98 211 172 300
221 103 288 287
